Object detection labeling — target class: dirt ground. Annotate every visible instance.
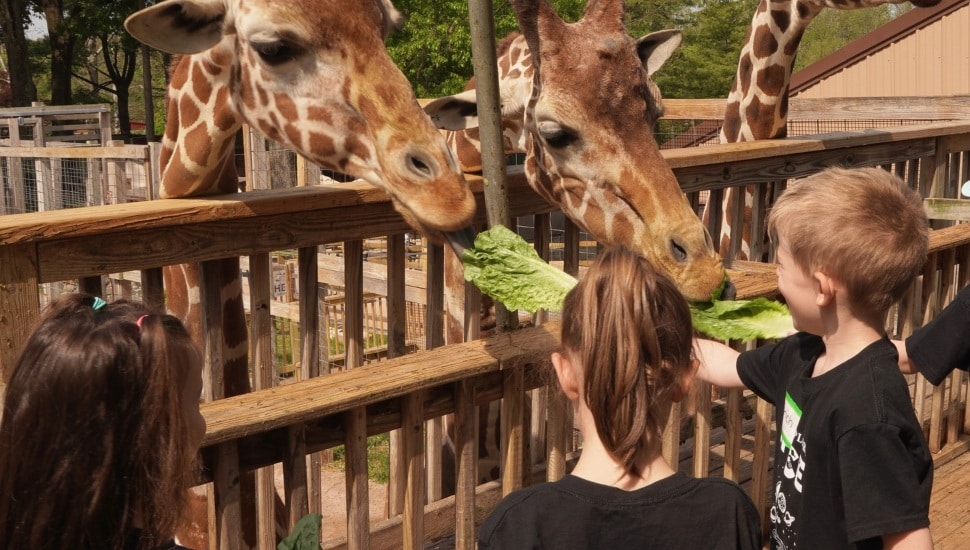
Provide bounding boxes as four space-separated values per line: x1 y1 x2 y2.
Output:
273 462 389 542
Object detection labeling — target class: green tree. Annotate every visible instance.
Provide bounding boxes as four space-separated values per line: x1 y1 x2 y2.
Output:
386 0 589 98
655 0 760 100
794 5 901 71
0 0 37 106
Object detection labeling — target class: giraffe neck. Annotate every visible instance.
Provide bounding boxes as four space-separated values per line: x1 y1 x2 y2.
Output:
160 47 243 199
721 0 822 143
160 48 251 398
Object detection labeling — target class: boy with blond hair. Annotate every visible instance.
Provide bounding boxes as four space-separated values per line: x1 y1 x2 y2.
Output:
694 167 933 549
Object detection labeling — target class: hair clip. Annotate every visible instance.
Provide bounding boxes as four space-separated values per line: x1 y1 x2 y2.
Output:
92 296 107 311
136 314 150 329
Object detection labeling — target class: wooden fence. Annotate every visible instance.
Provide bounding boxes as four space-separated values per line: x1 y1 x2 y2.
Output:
1 111 970 548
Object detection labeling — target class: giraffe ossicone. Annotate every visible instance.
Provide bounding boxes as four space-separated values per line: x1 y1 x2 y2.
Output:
425 0 729 302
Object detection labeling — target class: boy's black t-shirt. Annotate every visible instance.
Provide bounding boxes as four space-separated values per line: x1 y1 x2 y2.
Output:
477 471 761 549
907 284 970 385
738 333 933 549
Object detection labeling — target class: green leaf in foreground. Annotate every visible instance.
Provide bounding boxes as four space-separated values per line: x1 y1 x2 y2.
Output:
461 225 578 313
278 513 322 550
461 226 793 343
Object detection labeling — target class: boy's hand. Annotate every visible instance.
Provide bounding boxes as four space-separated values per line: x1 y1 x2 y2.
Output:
692 337 745 389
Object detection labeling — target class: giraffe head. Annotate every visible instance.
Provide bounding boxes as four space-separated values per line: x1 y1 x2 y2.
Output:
428 0 727 301
125 0 477 252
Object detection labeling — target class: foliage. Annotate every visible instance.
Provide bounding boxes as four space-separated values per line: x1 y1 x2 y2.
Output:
794 5 901 71
656 0 760 100
386 0 595 98
277 513 322 550
330 433 392 485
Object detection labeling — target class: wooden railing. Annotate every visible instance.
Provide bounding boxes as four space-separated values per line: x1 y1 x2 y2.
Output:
1 117 969 548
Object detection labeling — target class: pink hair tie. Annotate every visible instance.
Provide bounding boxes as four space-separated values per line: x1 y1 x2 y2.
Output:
136 314 150 329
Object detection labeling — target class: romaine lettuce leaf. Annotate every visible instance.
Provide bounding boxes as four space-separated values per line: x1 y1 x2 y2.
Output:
461 225 577 313
461 226 793 342
689 298 794 342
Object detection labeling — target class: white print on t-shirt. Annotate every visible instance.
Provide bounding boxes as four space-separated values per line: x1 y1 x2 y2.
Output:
782 432 806 492
771 392 807 548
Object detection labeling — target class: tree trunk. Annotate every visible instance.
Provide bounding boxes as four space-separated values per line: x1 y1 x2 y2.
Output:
43 3 75 105
0 0 37 106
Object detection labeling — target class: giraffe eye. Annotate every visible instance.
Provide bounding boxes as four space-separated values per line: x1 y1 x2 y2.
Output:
252 40 301 66
537 121 578 149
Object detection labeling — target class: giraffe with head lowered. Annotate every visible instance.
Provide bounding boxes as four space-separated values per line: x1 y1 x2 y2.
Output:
426 0 728 303
125 0 476 546
707 0 942 260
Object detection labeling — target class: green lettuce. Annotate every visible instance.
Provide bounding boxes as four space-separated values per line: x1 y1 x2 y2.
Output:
461 225 793 343
689 298 793 342
461 225 577 313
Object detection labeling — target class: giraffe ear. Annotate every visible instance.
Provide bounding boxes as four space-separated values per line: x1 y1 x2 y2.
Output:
423 90 480 131
125 0 227 55
376 0 404 41
636 29 683 77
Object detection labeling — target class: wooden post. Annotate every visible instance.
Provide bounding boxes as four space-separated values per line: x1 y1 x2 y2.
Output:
387 234 408 517
343 240 369 549
300 246 323 519
0 244 41 381
249 252 278 549
468 0 516 332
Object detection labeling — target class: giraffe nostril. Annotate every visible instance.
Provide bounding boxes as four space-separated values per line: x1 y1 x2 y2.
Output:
406 151 435 179
670 239 688 263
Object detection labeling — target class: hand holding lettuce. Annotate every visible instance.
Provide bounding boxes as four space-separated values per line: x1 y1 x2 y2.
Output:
461 226 793 343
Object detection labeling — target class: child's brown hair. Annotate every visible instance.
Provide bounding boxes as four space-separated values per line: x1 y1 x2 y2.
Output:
0 294 202 549
559 246 694 476
767 166 928 316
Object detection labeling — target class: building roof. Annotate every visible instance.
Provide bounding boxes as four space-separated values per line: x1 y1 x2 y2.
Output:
790 0 970 95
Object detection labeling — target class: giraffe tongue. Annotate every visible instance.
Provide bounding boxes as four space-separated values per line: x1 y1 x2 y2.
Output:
445 226 477 257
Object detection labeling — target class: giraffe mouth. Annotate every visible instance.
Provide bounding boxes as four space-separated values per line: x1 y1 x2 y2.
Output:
444 226 477 257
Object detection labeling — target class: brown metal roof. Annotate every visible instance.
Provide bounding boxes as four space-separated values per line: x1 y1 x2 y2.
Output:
790 0 970 94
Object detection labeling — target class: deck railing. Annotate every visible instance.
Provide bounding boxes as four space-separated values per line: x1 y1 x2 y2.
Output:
1 116 970 548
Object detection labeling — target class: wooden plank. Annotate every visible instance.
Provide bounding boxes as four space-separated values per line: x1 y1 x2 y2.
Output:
201 322 560 446
214 443 243 550
672 139 938 193
692 381 712 479
345 406 369 550
453 380 477 549
500 368 525 497
402 391 425 549
248 252 277 549
342 240 366 549
0 145 149 159
661 96 970 122
386 234 407 518
0 243 39 380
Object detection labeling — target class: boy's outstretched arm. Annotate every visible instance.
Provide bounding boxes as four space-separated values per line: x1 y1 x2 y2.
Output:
693 338 745 388
882 526 932 549
892 339 918 375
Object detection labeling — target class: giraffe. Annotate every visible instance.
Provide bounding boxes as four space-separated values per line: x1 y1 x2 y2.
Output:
707 0 943 260
423 0 732 495
124 0 477 546
425 0 728 304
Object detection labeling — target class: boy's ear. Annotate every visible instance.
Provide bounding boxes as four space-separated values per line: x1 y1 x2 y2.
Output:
551 352 581 400
813 270 837 306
